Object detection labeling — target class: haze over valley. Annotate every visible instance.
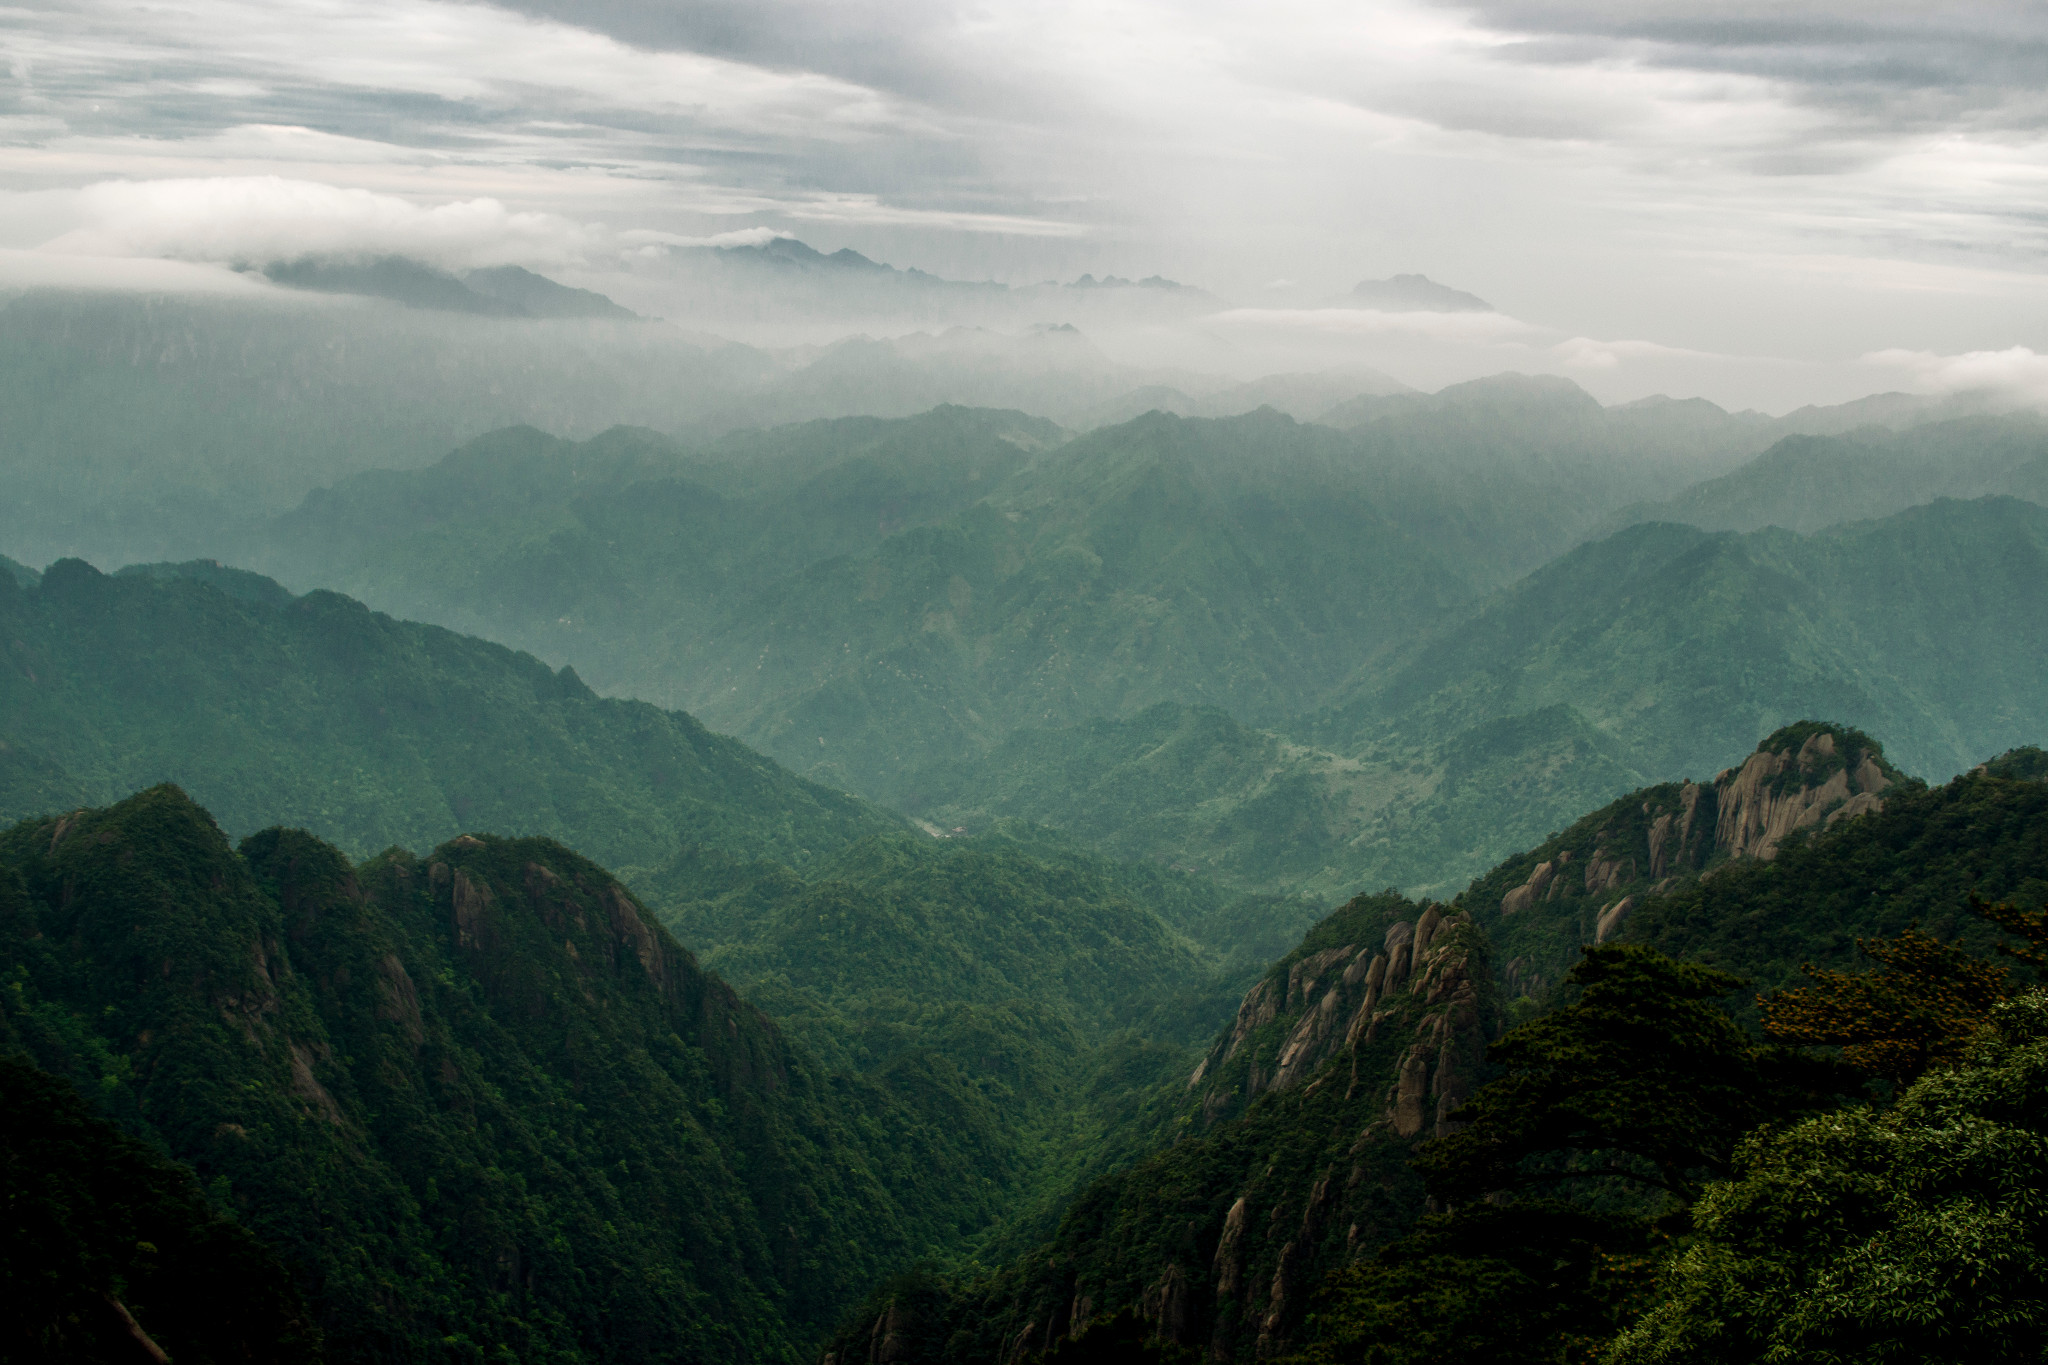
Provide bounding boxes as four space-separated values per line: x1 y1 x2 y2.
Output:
6 3 2048 1362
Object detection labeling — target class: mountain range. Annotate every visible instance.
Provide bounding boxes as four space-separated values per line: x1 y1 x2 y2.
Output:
211 392 2048 899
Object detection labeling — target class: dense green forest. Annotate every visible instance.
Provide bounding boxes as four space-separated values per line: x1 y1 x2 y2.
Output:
7 708 2047 1361
10 299 2048 1365
0 556 893 871
825 723 2048 1360
226 403 2048 902
0 786 1043 1361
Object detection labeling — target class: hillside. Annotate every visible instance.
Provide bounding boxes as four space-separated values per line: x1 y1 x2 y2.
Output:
0 557 894 870
900 701 1645 900
1601 414 2048 536
227 403 2048 905
1 1049 318 1361
906 496 2048 898
647 830 1323 1254
836 722 2048 1360
0 786 957 1361
1324 496 2048 786
249 385 1762 802
819 890 1498 1362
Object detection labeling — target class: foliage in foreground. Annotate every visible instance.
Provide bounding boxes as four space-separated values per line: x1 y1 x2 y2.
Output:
0 1051 319 1364
1611 991 2048 1364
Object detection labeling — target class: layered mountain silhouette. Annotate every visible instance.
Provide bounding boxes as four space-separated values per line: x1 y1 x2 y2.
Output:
1348 273 1494 312
264 256 639 318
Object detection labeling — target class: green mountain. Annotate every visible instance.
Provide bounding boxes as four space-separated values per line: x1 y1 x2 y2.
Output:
1601 414 2048 536
819 890 1499 1363
899 701 1644 901
250 386 1774 804
647 829 1322 1256
1 1049 319 1362
1328 495 2048 785
0 785 992 1362
902 494 2048 900
225 397 2048 912
0 557 1330 1342
836 723 2048 1360
0 557 892 870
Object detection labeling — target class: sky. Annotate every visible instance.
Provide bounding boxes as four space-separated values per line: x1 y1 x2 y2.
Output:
3 0 2047 409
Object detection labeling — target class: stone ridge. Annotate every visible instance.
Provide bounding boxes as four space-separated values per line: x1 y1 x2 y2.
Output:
928 904 1499 1362
1463 720 1906 1002
1713 728 1891 861
1187 902 1488 1140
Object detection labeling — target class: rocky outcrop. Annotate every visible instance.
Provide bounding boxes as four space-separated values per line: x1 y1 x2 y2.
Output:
1192 908 1488 1124
1499 851 1569 915
1593 896 1635 944
1473 723 1902 1001
1714 728 1891 860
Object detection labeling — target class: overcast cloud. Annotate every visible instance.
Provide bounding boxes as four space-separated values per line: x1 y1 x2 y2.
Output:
2 0 2045 406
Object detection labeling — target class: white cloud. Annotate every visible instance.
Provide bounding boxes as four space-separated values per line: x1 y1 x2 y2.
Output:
619 227 791 251
1553 336 1728 370
1206 306 1544 343
42 176 606 268
0 247 283 294
1865 345 2048 406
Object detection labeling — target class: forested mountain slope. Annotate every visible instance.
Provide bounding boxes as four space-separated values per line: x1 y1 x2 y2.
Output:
649 829 1323 1256
0 787 946 1362
247 384 1765 800
910 495 2048 899
1321 495 2048 785
843 723 2048 1361
1 1050 319 1362
0 557 894 870
1601 414 2048 536
820 891 1497 1363
221 397 2048 909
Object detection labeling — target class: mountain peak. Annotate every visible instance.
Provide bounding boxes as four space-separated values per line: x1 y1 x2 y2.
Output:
1350 273 1493 312
261 255 637 319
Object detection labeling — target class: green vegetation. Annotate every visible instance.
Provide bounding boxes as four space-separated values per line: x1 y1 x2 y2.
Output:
848 725 2048 1361
1415 946 1853 1207
811 892 1499 1361
0 1050 320 1364
0 556 893 869
224 401 2048 905
652 830 1320 1256
0 784 1024 1362
1603 413 2048 537
1611 992 2048 1364
1621 757 2048 996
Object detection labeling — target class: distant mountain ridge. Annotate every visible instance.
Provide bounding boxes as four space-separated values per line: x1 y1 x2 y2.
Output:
1348 272 1494 312
235 399 2048 901
0 557 894 869
825 722 2048 1360
1599 414 2048 536
263 255 639 318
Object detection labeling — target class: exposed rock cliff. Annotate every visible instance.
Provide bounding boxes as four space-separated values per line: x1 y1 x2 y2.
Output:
1712 727 1891 860
1467 721 1906 1001
829 892 1499 1363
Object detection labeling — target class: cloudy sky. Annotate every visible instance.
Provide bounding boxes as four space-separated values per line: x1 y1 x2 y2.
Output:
3 0 2046 406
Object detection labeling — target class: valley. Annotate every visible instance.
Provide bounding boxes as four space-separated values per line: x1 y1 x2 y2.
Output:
8 317 2048 1363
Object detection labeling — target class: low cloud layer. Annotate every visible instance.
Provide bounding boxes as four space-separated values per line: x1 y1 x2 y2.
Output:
1868 345 2048 406
1 0 2043 404
44 177 603 268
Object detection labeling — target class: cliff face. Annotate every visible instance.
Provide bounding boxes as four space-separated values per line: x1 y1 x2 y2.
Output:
1187 901 1487 1137
1712 727 1891 860
828 892 1497 1364
1467 721 1905 1001
0 785 916 1363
